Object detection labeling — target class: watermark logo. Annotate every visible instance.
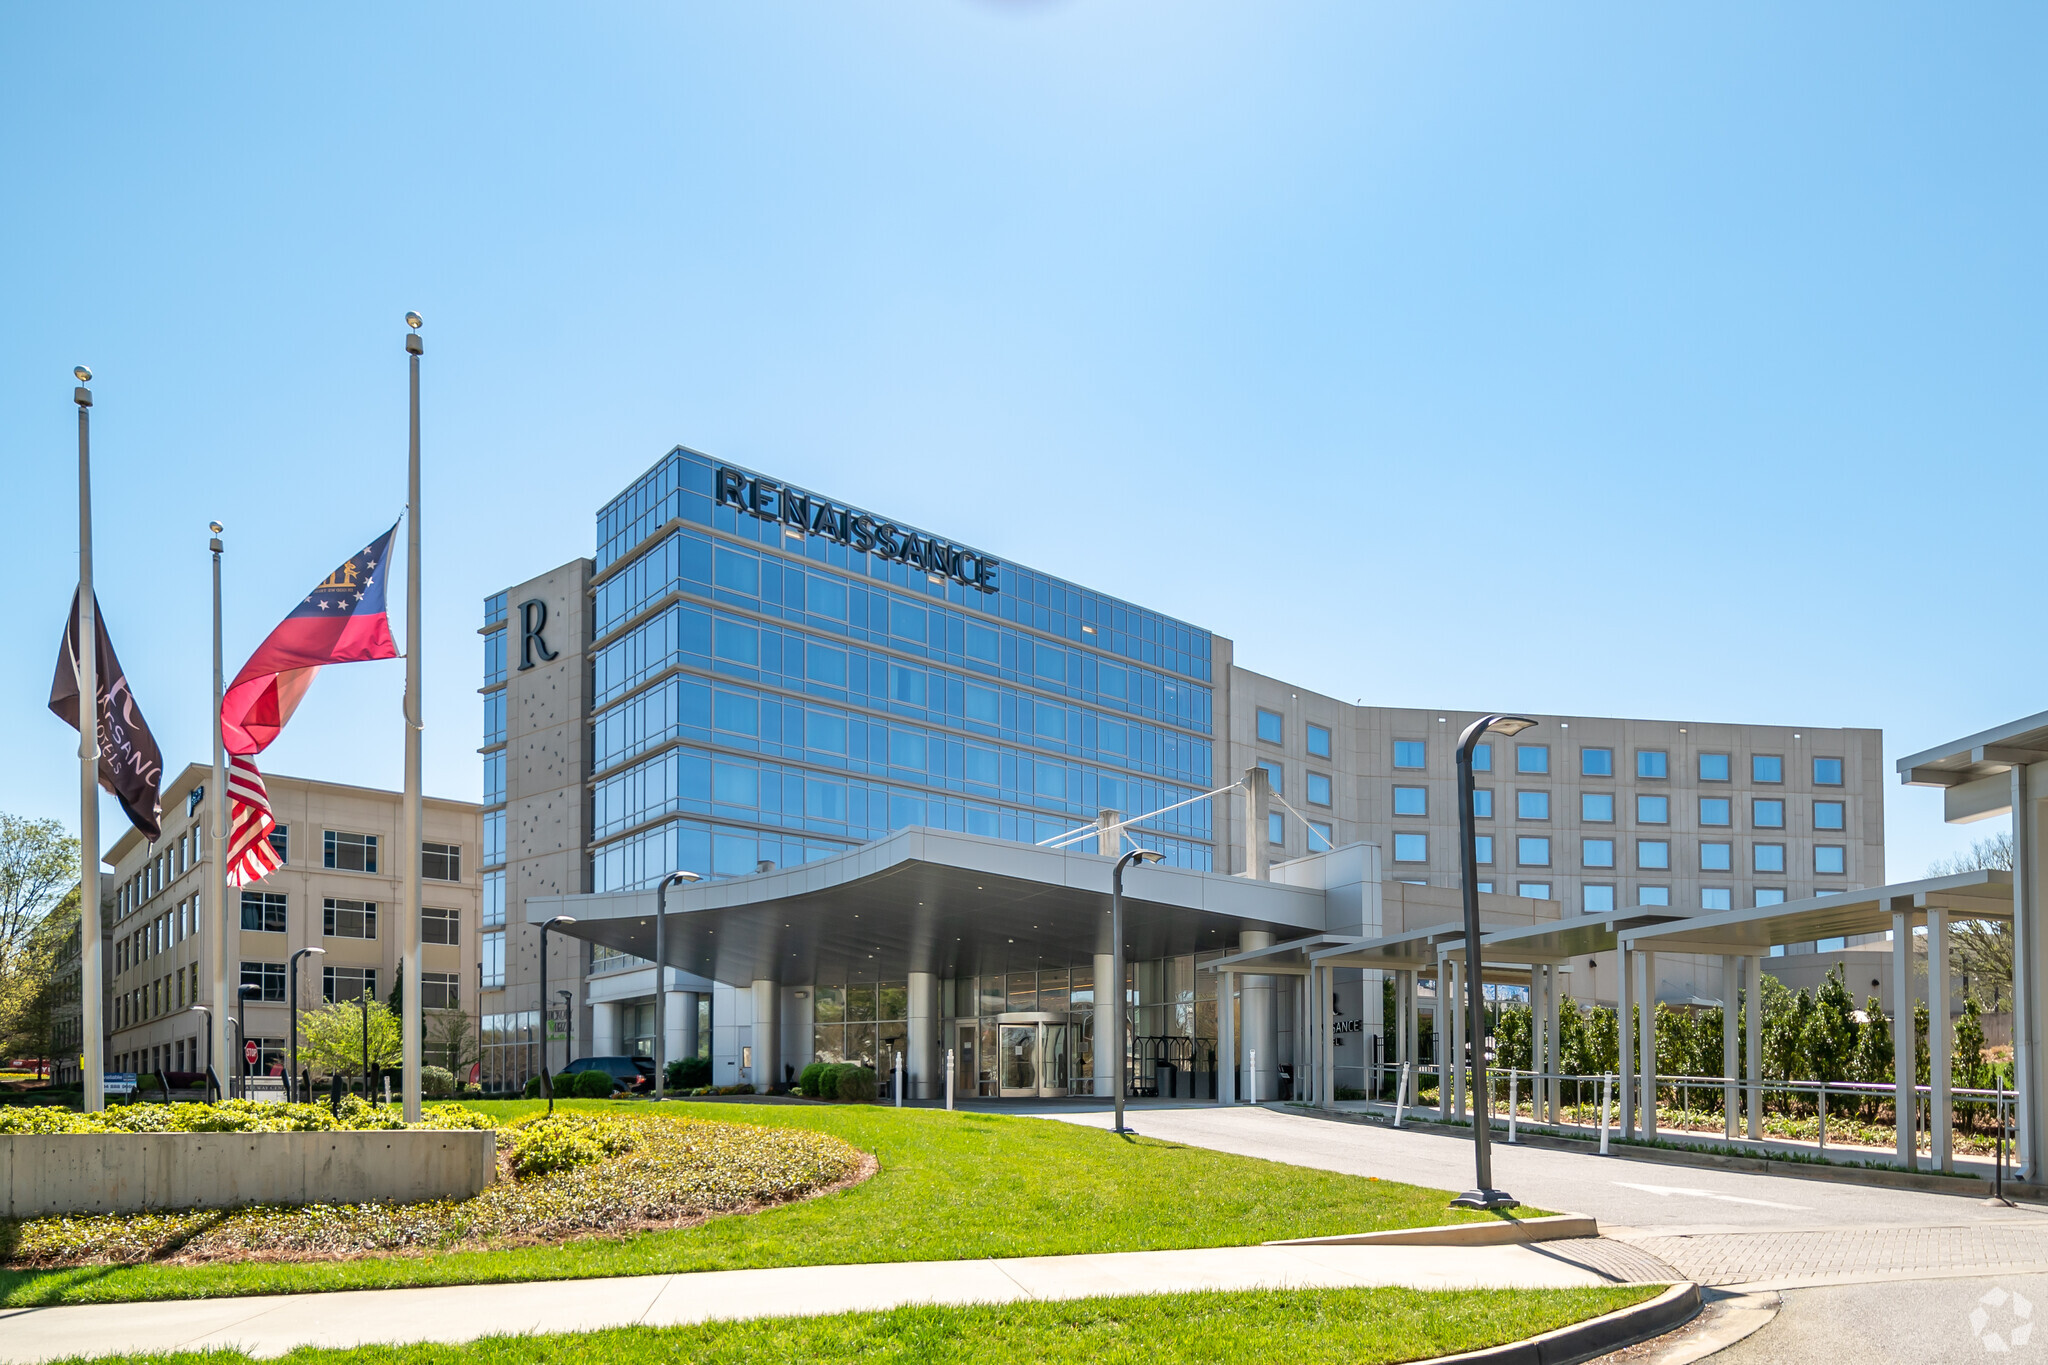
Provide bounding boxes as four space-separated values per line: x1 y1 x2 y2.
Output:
1970 1287 2033 1353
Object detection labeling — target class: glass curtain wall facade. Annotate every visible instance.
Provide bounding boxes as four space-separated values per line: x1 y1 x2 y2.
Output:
581 449 1217 889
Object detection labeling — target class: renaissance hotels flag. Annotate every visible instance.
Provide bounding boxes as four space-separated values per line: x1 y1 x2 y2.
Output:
49 590 166 842
220 523 400 756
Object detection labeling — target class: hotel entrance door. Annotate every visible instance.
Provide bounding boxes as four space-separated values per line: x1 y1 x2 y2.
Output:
996 1012 1070 1098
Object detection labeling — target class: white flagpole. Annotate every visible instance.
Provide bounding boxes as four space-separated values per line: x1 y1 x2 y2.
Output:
401 313 424 1121
209 524 231 1099
74 368 104 1113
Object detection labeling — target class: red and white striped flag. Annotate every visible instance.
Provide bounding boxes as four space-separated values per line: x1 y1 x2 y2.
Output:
225 755 284 887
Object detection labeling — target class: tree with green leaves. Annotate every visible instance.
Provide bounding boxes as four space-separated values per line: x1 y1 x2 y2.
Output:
428 1008 479 1080
1914 999 1930 1086
297 997 403 1079
1955 994 1987 1094
1851 995 1892 1120
1803 965 1859 1085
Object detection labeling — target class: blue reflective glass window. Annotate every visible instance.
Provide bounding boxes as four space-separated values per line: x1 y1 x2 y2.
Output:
1754 843 1786 873
964 684 998 724
1816 845 1846 875
806 642 848 686
1701 842 1732 871
1309 820 1333 850
1098 720 1127 756
806 709 848 754
1752 799 1785 828
1035 705 1066 741
484 691 507 746
889 664 927 706
1393 832 1428 863
1700 753 1730 781
1097 662 1127 699
890 601 926 642
1518 883 1552 900
1307 772 1332 807
1035 645 1066 683
1582 792 1613 822
713 547 758 595
806 575 848 620
1307 724 1332 759
1393 740 1426 769
1034 764 1066 799
1394 785 1427 817
1583 884 1615 913
1582 838 1615 868
1268 811 1285 846
713 690 759 736
713 618 758 665
1638 886 1671 907
711 761 758 807
482 751 505 805
1635 750 1667 779
805 778 846 821
1752 755 1783 783
712 831 758 876
1814 757 1844 786
965 746 998 785
888 729 928 770
1760 890 1790 908
1517 790 1549 819
1701 887 1732 911
1257 759 1283 795
1472 742 1491 772
1472 789 1492 818
1700 797 1731 826
965 622 998 662
1581 747 1613 776
1517 836 1550 866
483 630 506 686
1814 801 1845 830
1256 709 1283 745
1474 834 1493 864
1637 840 1670 869
1517 744 1549 774
889 795 925 830
1637 795 1669 824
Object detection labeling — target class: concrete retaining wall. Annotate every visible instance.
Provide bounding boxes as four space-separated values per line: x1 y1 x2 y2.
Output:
0 1130 498 1216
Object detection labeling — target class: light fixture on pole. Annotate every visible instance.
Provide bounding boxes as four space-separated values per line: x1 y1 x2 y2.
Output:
1111 846 1164 1136
399 310 425 1121
1450 714 1535 1211
539 917 577 1080
653 870 702 1101
73 366 103 1112
288 947 326 1102
207 520 232 1097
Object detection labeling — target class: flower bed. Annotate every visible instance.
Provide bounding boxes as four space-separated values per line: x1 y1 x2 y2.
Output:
0 1111 867 1267
0 1097 495 1135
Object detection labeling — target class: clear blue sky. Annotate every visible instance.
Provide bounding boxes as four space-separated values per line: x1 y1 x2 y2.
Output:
4 5 2040 880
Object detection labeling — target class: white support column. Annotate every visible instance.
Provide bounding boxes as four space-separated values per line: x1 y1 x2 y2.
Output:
1217 968 1236 1105
591 1000 619 1058
1722 954 1739 1140
1893 908 1916 1170
1450 957 1467 1121
1617 941 1633 1138
1635 948 1657 1140
1406 967 1421 1105
1241 931 1276 1101
2015 763 2039 1179
1929 908 1953 1174
907 972 940 1102
678 990 700 1061
750 979 780 1091
1530 966 1548 1126
1242 766 1272 880
1545 964 1563 1123
1094 951 1117 1099
1746 955 1764 1141
664 985 690 1072
1320 964 1336 1108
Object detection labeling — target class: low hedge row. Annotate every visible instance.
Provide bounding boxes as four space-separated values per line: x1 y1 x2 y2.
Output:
795 1062 878 1102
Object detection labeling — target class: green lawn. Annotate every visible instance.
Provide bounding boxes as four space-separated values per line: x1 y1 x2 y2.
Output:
1 1100 1547 1307
48 1285 1662 1365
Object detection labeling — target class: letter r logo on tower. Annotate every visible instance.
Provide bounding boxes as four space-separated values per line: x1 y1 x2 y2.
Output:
518 599 559 671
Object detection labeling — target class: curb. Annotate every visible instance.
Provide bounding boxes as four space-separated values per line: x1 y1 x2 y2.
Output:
1266 1213 1599 1247
1306 1106 2044 1201
1430 1281 1701 1365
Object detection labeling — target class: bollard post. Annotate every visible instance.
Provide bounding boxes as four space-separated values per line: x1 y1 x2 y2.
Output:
1249 1049 1257 1106
894 1051 903 1108
1394 1062 1410 1128
1508 1070 1519 1144
383 1075 392 1106
1599 1072 1612 1155
946 1047 955 1112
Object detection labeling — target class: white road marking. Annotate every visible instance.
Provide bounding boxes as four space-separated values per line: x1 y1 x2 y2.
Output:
1613 1181 1812 1210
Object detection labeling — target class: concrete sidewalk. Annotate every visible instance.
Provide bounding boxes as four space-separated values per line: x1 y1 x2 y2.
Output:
0 1242 1628 1362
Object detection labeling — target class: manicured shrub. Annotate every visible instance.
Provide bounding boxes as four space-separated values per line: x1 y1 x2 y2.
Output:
797 1062 829 1098
506 1111 640 1178
523 1075 544 1099
574 1068 616 1098
833 1066 877 1103
421 1066 456 1099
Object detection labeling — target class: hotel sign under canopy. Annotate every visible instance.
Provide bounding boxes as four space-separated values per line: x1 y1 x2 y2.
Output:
714 466 1001 596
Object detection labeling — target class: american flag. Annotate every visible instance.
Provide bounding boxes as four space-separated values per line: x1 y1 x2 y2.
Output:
226 755 284 887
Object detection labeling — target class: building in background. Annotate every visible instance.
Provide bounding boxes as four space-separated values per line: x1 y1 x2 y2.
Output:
103 764 481 1085
480 446 1884 1097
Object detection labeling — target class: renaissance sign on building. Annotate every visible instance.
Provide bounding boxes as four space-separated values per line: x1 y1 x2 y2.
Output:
713 465 1002 595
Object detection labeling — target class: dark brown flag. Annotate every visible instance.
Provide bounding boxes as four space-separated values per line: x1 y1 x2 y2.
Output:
49 589 164 842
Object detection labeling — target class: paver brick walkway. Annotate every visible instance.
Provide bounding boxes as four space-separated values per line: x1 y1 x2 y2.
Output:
1618 1223 2048 1289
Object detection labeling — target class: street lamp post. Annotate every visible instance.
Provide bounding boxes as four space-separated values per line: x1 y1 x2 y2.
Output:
235 982 262 1098
1450 714 1536 1211
288 947 325 1102
557 989 574 1066
653 871 702 1101
1111 846 1164 1136
187 1005 215 1100
539 916 578 1080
